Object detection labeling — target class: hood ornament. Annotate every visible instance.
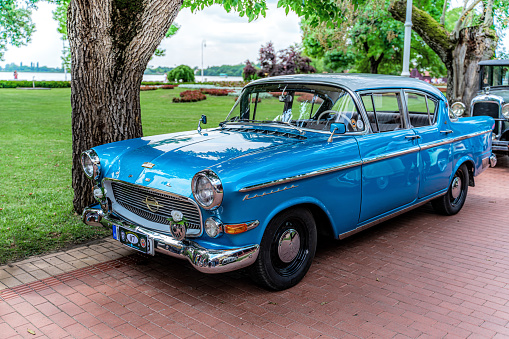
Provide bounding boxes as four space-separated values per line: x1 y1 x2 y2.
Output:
142 162 155 169
197 114 207 133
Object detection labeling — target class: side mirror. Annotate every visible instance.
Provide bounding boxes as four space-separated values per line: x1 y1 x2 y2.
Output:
328 123 346 142
197 114 207 133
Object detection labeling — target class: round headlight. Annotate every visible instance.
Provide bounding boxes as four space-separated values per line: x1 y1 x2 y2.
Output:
205 217 223 238
191 170 223 210
81 149 101 180
450 102 466 118
502 103 509 119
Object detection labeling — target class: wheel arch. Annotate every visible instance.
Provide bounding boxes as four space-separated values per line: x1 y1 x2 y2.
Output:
262 199 336 239
454 157 475 187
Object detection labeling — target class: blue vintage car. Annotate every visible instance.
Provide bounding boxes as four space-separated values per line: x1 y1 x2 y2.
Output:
82 74 496 290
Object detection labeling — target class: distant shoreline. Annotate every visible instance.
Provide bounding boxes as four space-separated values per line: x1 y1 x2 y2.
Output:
0 72 243 82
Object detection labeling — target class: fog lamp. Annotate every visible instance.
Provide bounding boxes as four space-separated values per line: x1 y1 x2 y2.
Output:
205 217 223 238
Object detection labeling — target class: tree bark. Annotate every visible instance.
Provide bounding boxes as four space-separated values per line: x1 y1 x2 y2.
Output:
68 0 182 213
389 0 497 110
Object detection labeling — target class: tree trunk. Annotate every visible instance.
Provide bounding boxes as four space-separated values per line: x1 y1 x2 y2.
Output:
68 0 182 213
448 26 497 108
369 53 384 74
389 0 497 110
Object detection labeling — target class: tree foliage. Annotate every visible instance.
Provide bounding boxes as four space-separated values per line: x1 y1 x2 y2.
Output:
302 0 446 76
0 0 36 60
167 64 195 82
251 42 316 78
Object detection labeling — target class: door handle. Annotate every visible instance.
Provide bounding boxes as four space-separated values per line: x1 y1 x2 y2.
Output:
405 135 421 140
440 130 453 134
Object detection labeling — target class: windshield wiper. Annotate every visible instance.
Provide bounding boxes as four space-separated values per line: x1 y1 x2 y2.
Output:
220 119 258 127
260 120 305 136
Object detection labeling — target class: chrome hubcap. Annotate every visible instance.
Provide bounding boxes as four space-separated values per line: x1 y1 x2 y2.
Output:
451 176 462 199
277 229 300 263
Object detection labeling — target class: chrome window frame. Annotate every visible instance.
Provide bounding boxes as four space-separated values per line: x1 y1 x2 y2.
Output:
401 89 440 128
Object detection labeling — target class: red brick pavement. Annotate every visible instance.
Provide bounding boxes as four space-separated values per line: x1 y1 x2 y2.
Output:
1 157 509 338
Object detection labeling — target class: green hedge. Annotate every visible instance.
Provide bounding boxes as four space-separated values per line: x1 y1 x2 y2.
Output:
0 80 71 88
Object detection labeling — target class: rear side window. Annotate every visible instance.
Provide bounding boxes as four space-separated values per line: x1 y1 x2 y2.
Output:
361 92 404 132
405 92 437 127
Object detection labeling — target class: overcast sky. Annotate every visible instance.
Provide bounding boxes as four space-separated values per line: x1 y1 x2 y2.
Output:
1 1 508 70
1 2 302 69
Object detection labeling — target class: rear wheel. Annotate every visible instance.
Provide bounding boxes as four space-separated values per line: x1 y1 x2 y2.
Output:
250 208 317 290
432 163 469 215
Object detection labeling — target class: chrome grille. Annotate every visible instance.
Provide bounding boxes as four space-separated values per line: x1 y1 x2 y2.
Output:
472 102 499 119
109 180 201 231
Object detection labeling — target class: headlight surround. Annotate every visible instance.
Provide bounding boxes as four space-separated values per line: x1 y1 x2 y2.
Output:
450 102 466 118
191 170 223 210
502 103 509 119
81 149 101 181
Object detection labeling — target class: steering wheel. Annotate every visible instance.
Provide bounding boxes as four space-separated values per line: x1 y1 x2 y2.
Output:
316 110 356 131
316 110 337 122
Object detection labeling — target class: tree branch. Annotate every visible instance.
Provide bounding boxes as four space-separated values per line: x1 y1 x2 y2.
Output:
453 0 482 36
484 0 494 27
389 0 453 66
440 0 448 26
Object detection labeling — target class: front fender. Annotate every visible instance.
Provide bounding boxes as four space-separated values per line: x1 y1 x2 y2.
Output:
260 196 336 237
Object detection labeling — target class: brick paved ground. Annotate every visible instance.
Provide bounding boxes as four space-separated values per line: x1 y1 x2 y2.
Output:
1 157 508 338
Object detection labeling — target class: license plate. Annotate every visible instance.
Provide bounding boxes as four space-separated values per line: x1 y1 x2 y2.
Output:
112 225 154 255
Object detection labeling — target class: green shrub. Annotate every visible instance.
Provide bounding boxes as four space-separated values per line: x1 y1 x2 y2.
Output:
167 65 195 83
0 81 71 88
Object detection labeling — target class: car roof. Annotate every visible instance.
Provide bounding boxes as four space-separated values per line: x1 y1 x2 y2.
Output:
479 59 509 66
249 73 444 99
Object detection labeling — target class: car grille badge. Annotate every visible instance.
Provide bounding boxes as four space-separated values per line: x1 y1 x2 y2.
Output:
143 196 163 212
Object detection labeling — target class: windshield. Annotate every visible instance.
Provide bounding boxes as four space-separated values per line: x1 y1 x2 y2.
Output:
224 83 364 132
481 65 509 88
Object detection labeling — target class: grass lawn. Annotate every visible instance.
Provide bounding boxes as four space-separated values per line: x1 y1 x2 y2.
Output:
0 87 237 264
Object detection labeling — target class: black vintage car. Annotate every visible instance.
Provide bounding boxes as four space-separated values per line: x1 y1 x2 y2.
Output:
455 60 509 156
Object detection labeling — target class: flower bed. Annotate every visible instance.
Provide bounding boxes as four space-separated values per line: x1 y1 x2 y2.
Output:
173 90 207 103
296 93 323 103
140 86 157 91
161 85 178 89
200 88 232 96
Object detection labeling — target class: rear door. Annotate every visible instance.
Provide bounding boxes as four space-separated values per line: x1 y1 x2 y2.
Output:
357 91 420 223
403 91 453 198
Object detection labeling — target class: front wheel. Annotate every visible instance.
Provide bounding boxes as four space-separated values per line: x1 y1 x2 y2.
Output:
249 208 317 290
432 163 469 215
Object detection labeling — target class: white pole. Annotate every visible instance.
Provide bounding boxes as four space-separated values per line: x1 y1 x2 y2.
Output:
401 0 413 77
201 40 206 82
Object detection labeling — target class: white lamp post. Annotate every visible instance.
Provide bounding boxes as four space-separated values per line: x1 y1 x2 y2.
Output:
201 40 206 82
401 0 413 77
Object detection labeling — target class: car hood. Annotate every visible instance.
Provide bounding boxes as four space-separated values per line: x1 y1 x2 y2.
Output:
98 128 303 197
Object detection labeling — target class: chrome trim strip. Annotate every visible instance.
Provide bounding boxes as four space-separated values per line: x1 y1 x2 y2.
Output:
420 129 492 151
239 129 491 193
83 207 259 274
239 160 362 193
338 192 446 240
102 178 204 235
362 146 420 165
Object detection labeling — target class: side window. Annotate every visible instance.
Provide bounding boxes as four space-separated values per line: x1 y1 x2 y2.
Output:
405 92 437 127
361 92 404 133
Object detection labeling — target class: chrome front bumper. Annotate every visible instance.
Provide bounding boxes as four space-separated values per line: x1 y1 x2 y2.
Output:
82 207 259 274
492 140 509 154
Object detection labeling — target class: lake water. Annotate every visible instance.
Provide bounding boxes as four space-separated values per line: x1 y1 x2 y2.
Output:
0 72 243 83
